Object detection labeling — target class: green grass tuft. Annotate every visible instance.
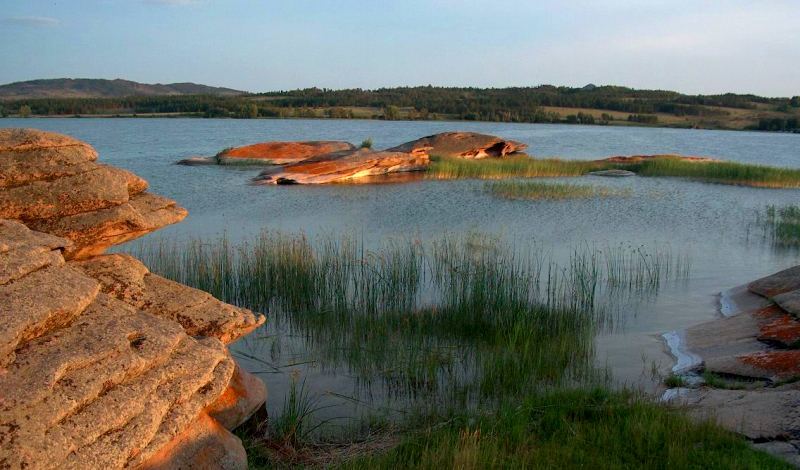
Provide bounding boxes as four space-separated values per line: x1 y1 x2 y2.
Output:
759 204 800 247
339 388 788 469
487 180 628 200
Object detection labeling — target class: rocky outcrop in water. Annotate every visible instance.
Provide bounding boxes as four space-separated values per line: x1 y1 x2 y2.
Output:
0 128 187 259
0 129 266 469
254 147 430 184
665 266 800 465
214 141 356 165
388 132 527 159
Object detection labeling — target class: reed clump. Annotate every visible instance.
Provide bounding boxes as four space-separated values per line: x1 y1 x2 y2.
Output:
427 155 800 188
758 204 800 247
627 158 800 188
427 155 601 180
487 181 628 200
128 232 690 404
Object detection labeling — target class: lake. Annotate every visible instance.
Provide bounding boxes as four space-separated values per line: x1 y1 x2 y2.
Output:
6 117 800 420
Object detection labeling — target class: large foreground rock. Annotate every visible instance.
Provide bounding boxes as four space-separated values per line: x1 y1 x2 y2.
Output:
254 147 430 184
389 132 527 159
214 140 356 165
0 129 267 469
0 128 187 259
0 223 265 470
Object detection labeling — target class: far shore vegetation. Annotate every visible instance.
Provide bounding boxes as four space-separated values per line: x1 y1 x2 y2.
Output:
428 155 800 188
2 83 800 133
114 231 787 467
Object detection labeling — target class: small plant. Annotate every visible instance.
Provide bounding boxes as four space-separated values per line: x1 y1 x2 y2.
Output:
664 374 687 388
360 138 374 149
702 371 756 390
270 372 333 448
758 204 800 247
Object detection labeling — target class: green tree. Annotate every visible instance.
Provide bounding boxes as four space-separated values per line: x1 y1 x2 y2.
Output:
384 105 399 120
791 96 800 108
19 104 32 118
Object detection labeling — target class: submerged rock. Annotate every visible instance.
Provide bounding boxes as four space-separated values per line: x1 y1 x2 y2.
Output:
0 129 267 469
216 140 356 165
589 169 636 177
388 132 527 159
254 147 430 184
600 154 717 164
176 155 218 165
0 128 187 260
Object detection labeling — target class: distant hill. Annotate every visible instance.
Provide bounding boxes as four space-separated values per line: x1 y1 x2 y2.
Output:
0 78 246 99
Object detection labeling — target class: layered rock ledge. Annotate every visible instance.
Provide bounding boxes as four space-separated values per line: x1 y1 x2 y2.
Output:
254 147 430 185
0 129 267 469
664 265 800 465
0 128 187 259
388 132 527 159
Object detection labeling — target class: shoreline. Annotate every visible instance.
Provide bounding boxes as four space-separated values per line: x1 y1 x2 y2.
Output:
4 114 800 134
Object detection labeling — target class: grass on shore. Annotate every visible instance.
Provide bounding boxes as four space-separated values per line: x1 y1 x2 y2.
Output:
339 388 788 469
427 155 800 188
487 180 628 200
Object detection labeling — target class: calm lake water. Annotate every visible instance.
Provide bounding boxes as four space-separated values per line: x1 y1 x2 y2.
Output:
6 117 800 419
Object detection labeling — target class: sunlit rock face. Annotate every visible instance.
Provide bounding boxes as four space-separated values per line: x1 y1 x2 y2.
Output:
254 147 431 184
0 128 187 259
388 132 527 159
0 129 266 470
215 140 356 165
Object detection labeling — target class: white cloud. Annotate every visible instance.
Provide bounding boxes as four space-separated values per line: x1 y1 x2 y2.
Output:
3 16 60 27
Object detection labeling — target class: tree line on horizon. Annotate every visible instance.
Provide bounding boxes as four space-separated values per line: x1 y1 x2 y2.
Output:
1 85 798 132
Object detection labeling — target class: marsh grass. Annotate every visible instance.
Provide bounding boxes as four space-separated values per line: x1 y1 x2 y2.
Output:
628 159 800 188
124 233 787 468
339 388 790 469
428 155 800 188
129 232 689 406
758 204 800 247
428 155 601 180
487 180 628 200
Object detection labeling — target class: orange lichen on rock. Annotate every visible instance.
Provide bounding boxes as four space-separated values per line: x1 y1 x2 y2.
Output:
755 305 800 347
739 350 800 379
218 140 356 165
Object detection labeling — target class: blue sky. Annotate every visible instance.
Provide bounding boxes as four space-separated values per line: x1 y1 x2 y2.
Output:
1 0 798 96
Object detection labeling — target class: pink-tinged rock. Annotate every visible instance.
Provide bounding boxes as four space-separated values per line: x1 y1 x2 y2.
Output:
255 147 430 184
389 132 527 159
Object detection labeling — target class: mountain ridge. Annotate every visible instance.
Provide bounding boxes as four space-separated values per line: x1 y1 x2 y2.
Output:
0 78 246 99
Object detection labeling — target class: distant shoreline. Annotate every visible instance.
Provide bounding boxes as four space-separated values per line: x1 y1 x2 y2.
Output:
4 113 799 134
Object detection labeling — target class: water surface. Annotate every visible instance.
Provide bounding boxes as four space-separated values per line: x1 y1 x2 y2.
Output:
6 118 800 418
